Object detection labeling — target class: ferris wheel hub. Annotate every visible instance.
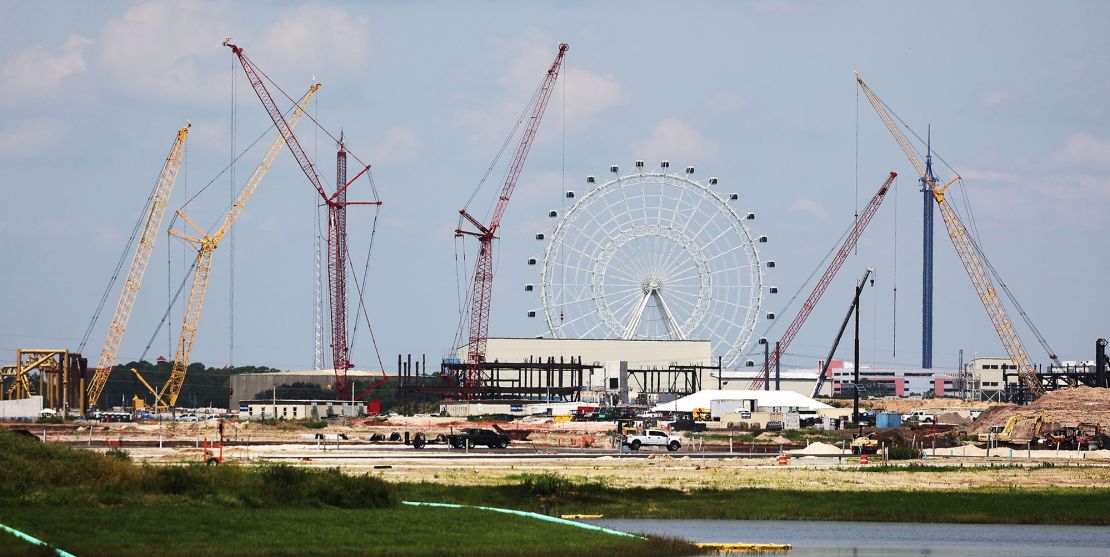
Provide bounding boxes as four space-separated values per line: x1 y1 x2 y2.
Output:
641 276 663 293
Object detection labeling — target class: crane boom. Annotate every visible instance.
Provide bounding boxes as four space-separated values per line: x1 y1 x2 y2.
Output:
158 85 319 409
226 38 380 400
750 172 896 389
856 72 1046 399
87 124 190 406
812 268 873 398
457 43 567 388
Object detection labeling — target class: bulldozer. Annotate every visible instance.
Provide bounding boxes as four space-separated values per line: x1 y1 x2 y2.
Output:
976 413 1044 447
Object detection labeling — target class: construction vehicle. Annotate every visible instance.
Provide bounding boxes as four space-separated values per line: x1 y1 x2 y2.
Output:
976 413 1044 446
1043 423 1105 450
857 73 1051 400
850 433 880 454
87 125 190 408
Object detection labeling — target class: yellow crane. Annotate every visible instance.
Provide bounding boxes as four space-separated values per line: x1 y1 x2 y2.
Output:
152 84 321 409
87 124 190 407
856 72 1046 399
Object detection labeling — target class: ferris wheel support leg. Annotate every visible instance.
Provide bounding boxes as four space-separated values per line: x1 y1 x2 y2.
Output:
621 292 652 340
653 291 687 340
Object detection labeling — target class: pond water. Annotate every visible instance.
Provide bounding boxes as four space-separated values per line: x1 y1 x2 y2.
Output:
591 519 1110 557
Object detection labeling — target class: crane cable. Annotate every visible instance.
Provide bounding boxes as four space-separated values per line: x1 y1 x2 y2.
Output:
78 148 168 354
452 66 550 350
741 220 855 365
871 88 1060 365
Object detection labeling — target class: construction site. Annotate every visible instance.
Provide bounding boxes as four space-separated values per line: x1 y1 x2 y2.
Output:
1 5 1109 556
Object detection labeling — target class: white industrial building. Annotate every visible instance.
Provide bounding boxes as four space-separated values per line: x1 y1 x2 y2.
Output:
459 338 713 368
653 389 842 429
653 389 832 414
239 399 366 420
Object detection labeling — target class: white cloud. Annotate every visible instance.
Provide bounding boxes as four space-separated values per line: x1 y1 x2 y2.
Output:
980 89 1008 107
0 119 64 158
254 5 370 79
633 118 718 164
1052 133 1110 169
368 127 419 165
0 35 92 101
98 2 369 104
462 39 620 142
787 197 830 220
99 0 230 103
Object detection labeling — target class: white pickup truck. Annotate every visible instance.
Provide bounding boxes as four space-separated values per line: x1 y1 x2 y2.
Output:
623 429 682 451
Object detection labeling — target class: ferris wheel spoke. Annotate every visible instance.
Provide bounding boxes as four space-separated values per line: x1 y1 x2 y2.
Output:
541 168 762 367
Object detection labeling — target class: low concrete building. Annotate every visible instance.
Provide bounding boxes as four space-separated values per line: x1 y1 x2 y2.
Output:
238 399 366 420
229 369 389 409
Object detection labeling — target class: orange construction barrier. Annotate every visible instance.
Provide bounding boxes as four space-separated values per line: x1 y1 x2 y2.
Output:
859 454 869 465
777 453 788 466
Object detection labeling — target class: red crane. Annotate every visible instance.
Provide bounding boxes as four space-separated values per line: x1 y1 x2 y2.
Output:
749 172 897 389
457 43 568 390
224 38 380 399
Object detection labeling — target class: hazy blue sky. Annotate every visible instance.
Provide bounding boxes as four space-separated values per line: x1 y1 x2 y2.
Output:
2 1 1107 374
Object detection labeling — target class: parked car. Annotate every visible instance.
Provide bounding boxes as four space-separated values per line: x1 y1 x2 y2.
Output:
444 428 510 449
624 429 682 451
671 418 708 432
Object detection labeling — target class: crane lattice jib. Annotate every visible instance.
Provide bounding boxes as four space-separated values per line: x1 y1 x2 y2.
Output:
857 72 1045 399
855 73 927 180
461 43 568 385
159 85 319 408
87 124 190 406
224 40 330 203
934 193 1045 398
749 172 896 389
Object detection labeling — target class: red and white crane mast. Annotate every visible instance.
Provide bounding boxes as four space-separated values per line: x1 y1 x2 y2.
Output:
224 38 380 399
457 43 568 389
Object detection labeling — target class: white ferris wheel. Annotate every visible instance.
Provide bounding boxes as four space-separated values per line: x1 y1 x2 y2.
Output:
533 160 770 370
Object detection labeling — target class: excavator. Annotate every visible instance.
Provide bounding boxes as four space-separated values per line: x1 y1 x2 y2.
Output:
976 413 1044 447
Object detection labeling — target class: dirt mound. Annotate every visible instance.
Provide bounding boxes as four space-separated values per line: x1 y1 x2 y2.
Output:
870 398 998 413
789 441 844 455
970 387 1110 434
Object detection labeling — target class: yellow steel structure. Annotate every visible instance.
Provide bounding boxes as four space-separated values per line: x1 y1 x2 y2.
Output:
129 367 167 409
87 124 191 406
856 72 1046 399
158 84 321 408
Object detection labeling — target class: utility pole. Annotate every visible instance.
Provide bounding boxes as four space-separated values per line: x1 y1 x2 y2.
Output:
775 342 781 391
854 275 861 423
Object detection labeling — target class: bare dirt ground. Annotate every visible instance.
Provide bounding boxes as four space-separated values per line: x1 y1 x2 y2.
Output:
17 394 1110 493
969 387 1110 435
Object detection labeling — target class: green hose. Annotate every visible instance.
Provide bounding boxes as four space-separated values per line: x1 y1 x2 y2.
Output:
0 522 77 557
402 501 646 540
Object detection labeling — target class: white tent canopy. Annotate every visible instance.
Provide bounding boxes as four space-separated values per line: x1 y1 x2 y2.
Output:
652 389 831 413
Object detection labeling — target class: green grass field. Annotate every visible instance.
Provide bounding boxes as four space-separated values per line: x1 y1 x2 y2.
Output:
393 475 1110 525
0 504 691 557
0 431 689 557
